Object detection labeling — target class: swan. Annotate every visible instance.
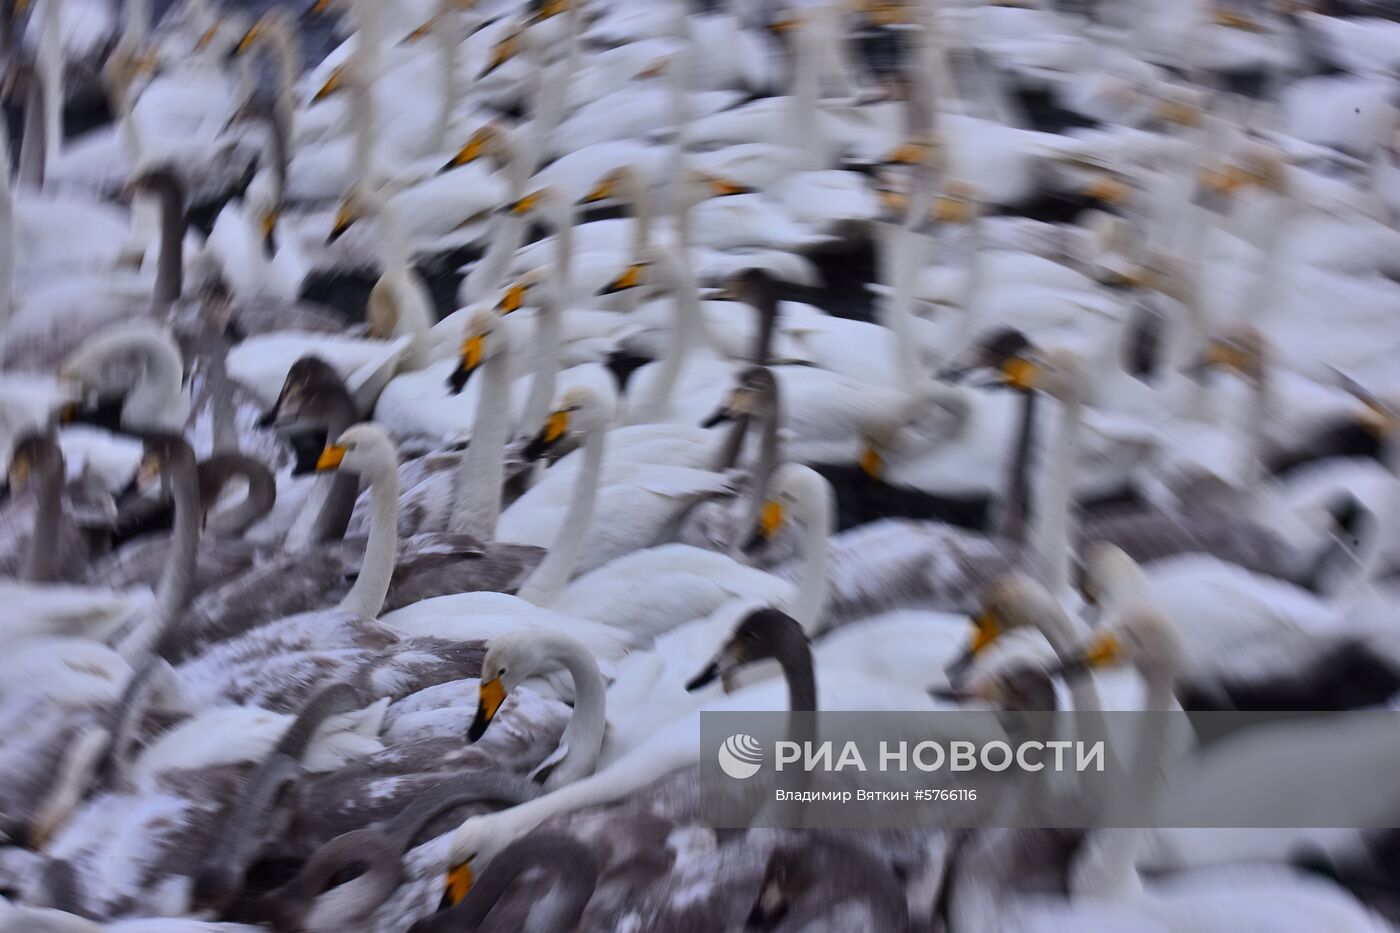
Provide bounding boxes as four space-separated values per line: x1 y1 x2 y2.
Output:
0 431 112 582
493 374 731 581
325 184 436 369
173 423 539 658
437 608 945 891
408 832 597 932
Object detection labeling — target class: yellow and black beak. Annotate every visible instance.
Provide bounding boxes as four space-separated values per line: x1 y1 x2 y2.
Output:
305 0 334 17
442 130 494 173
885 140 933 167
700 390 745 429
1082 174 1131 206
997 356 1039 391
685 639 748 691
438 860 474 910
480 31 520 78
580 176 617 204
315 444 347 472
402 16 437 44
447 335 485 395
858 442 884 479
496 279 530 314
1187 339 1250 383
1354 397 1396 439
7 457 30 495
944 610 1003 681
311 64 345 103
932 192 974 224
522 409 570 462
260 208 280 254
768 14 801 34
742 499 785 555
1052 633 1121 679
196 22 222 51
703 175 754 198
326 201 357 244
233 21 262 56
528 0 570 24
600 262 648 295
503 189 544 216
467 676 507 741
136 450 163 490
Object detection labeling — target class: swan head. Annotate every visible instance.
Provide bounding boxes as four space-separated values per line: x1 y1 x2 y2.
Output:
1191 324 1266 384
740 462 832 555
578 165 643 207
1056 604 1180 683
931 661 1059 713
857 385 970 479
316 424 398 481
441 123 510 173
946 573 1059 682
327 185 380 243
701 365 777 428
467 630 558 742
494 269 541 315
989 343 1088 404
447 310 506 396
260 356 353 431
1078 543 1150 611
479 25 524 78
520 377 618 462
6 430 61 492
121 164 186 207
686 607 807 691
501 185 564 222
59 323 184 426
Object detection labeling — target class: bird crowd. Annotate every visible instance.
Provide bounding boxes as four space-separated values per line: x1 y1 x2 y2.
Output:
0 0 1399 929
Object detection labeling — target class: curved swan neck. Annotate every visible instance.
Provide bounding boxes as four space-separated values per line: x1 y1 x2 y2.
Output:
539 634 608 788
200 454 277 538
122 444 200 663
429 835 596 933
339 462 400 618
451 339 512 539
22 449 64 583
515 420 605 605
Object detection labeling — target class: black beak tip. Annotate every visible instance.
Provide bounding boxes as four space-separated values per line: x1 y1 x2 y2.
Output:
685 662 719 693
467 708 491 742
943 650 975 683
521 434 550 463
446 366 471 396
700 410 731 429
740 529 766 555
255 408 277 428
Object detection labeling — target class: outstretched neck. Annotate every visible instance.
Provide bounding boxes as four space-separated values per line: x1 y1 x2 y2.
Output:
1029 390 1081 599
515 422 604 605
451 346 512 539
340 465 400 618
791 485 832 634
22 460 63 583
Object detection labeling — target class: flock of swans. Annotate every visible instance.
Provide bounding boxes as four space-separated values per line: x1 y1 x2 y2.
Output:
0 0 1398 928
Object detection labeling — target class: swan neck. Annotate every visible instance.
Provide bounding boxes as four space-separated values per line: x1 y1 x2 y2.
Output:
515 420 604 605
451 345 511 539
1029 391 1081 599
18 72 47 189
792 481 833 633
340 465 399 618
154 181 187 308
1001 389 1037 545
22 459 63 583
543 637 608 788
